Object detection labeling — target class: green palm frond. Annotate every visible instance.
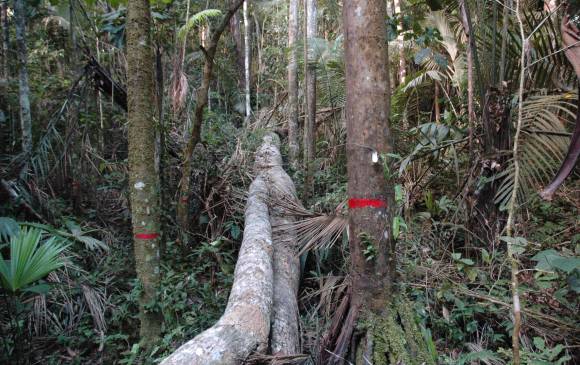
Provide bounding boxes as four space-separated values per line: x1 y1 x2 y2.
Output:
494 91 577 209
524 10 575 89
402 70 444 92
0 217 19 241
0 228 68 292
177 9 222 42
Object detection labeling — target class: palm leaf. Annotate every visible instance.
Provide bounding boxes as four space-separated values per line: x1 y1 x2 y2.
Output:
0 228 68 292
494 91 577 209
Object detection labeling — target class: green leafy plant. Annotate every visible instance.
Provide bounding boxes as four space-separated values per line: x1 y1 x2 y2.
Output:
0 227 68 292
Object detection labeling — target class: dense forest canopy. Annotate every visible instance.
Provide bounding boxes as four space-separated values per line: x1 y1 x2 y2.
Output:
0 0 579 364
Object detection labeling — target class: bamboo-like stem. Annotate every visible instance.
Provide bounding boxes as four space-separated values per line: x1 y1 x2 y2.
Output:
505 0 525 363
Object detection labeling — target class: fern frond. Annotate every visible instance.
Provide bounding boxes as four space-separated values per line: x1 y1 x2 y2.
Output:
177 9 222 42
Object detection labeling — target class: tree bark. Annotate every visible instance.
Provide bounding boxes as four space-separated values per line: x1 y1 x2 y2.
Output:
163 133 301 363
459 0 475 157
163 176 273 365
126 0 163 346
499 0 510 86
287 0 299 168
176 0 245 232
344 0 394 315
393 0 406 85
303 0 317 201
243 0 251 119
14 0 32 157
1 0 8 78
257 134 300 355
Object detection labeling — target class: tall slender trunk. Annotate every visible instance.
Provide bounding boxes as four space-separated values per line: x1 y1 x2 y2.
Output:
287 0 299 168
394 0 405 85
434 82 440 122
459 0 475 157
499 0 510 86
243 0 251 119
1 0 8 78
303 0 316 201
176 0 245 232
229 12 244 85
14 0 32 158
126 0 163 346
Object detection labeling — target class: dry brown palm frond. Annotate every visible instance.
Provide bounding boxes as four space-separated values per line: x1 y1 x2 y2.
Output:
301 275 347 321
82 284 107 332
171 49 189 114
268 195 348 255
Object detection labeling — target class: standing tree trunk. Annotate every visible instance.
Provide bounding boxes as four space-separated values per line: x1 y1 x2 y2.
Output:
303 0 316 201
14 0 32 158
243 0 251 119
287 0 299 168
1 0 8 78
393 0 406 85
126 0 163 347
176 0 244 232
229 12 244 86
328 0 397 362
499 0 510 87
459 0 475 156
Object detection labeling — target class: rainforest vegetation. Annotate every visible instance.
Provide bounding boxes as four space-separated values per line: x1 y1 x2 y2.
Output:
0 0 579 364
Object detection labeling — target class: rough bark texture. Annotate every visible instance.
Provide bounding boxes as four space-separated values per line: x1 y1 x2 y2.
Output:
344 0 394 314
177 0 244 231
244 0 251 118
257 134 300 355
15 0 32 156
393 0 405 85
303 0 317 201
126 0 163 346
162 176 273 365
1 0 8 78
163 133 301 363
287 0 300 168
459 0 475 156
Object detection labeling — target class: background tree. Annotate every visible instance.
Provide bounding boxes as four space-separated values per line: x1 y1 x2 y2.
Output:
303 0 317 200
14 0 32 159
287 0 299 168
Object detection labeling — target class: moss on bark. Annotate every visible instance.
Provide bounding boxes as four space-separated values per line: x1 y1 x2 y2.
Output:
126 0 163 347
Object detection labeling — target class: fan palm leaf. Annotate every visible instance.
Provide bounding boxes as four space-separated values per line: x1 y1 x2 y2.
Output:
0 228 68 292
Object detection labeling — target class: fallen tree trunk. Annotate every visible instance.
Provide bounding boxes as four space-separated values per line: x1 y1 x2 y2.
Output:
257 134 301 355
161 133 301 364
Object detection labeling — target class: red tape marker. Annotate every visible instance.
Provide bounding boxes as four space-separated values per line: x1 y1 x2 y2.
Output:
135 232 160 240
348 198 387 209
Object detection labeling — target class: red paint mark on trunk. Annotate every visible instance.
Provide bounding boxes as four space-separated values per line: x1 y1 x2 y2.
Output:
348 198 387 209
135 232 160 240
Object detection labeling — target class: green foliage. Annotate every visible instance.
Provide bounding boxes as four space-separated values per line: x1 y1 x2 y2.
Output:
177 9 222 42
0 227 68 292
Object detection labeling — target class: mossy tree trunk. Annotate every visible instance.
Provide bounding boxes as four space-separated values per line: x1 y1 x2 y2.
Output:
14 0 32 159
126 0 163 347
